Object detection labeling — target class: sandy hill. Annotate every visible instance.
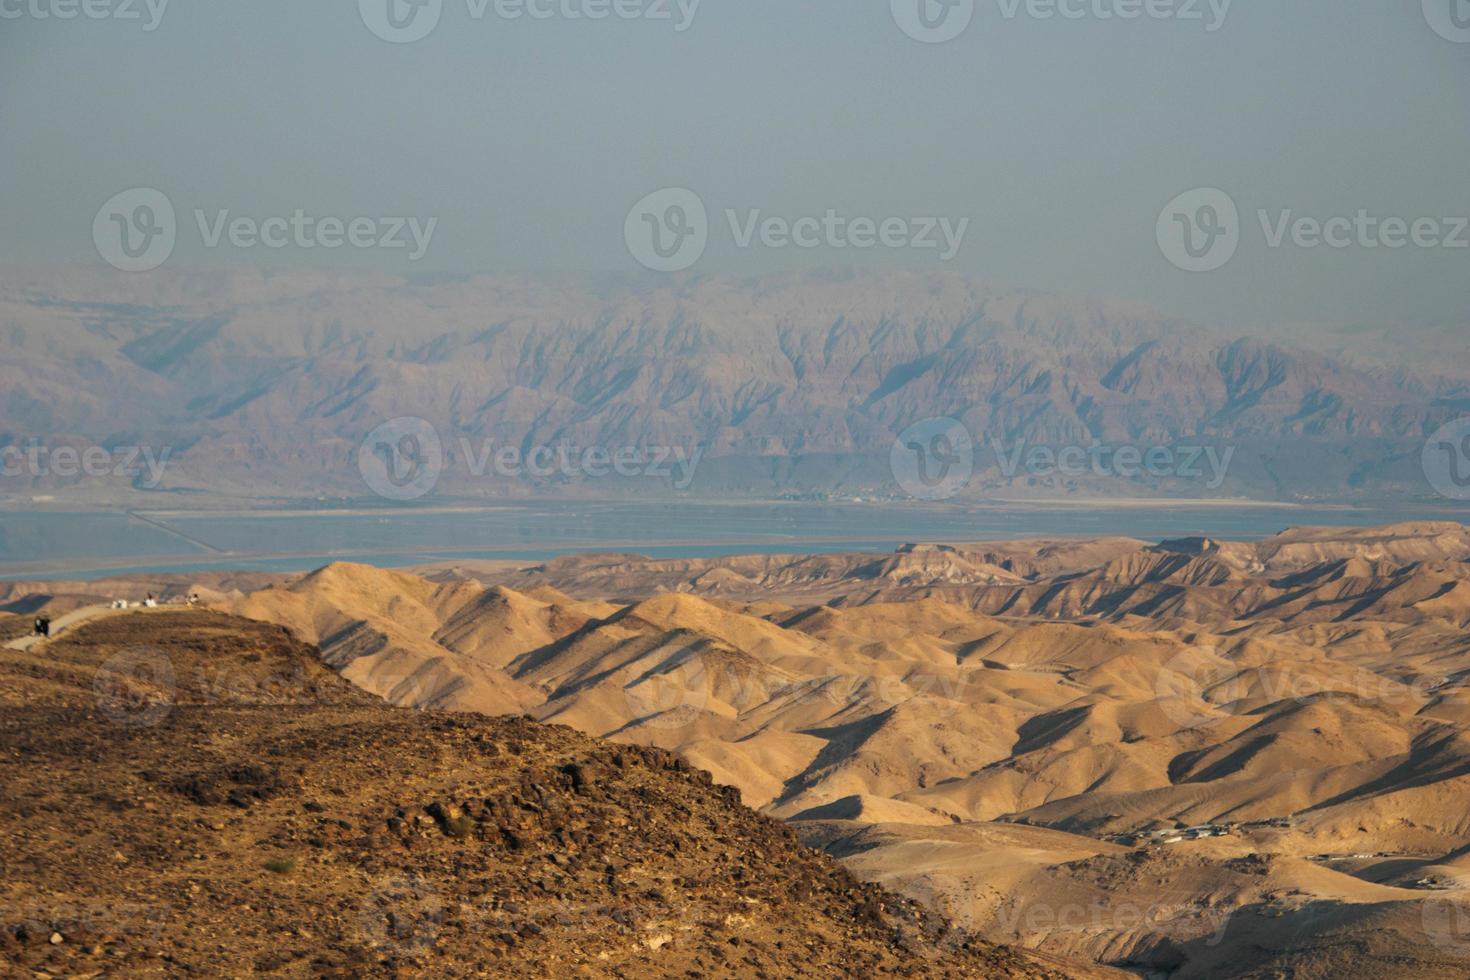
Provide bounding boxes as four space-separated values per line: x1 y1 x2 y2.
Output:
478 523 1470 624
0 610 1079 978
229 563 546 717
433 585 617 670
36 520 1470 977
475 523 1470 977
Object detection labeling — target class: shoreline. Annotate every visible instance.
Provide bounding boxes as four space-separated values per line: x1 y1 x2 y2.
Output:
0 496 1377 521
0 501 1459 583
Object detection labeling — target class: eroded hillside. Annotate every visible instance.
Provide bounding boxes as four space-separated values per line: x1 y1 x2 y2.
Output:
201 521 1470 977
10 523 1470 976
0 610 1073 978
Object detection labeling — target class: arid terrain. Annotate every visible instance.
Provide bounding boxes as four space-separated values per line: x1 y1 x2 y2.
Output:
7 521 1470 977
0 610 1088 978
7 4 1465 979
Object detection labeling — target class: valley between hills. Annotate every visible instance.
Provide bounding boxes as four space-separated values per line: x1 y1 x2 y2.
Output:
8 521 1470 976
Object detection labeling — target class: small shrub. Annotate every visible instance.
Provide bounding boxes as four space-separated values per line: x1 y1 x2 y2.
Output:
445 815 476 838
264 857 297 874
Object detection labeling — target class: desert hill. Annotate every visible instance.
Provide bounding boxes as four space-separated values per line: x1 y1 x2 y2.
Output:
13 521 1470 975
231 564 548 717
217 521 1470 976
0 609 1078 978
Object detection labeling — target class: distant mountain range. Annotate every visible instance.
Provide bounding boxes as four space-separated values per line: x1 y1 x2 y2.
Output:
2 266 1466 504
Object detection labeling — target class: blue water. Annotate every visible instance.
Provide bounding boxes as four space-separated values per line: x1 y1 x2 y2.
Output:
1 500 1465 580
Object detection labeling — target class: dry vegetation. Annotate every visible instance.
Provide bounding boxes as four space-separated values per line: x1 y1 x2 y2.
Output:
218 522 1470 977
9 521 1470 976
0 611 1074 978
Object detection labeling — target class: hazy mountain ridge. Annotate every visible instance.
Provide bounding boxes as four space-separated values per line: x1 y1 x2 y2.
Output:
3 267 1466 502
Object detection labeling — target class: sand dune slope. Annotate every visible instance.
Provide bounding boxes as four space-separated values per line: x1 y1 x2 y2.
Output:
212 522 1470 978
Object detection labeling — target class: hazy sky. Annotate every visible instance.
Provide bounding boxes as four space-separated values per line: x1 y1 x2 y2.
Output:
2 0 1467 327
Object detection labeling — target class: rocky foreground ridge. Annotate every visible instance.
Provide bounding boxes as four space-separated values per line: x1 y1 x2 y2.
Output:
0 610 1089 978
